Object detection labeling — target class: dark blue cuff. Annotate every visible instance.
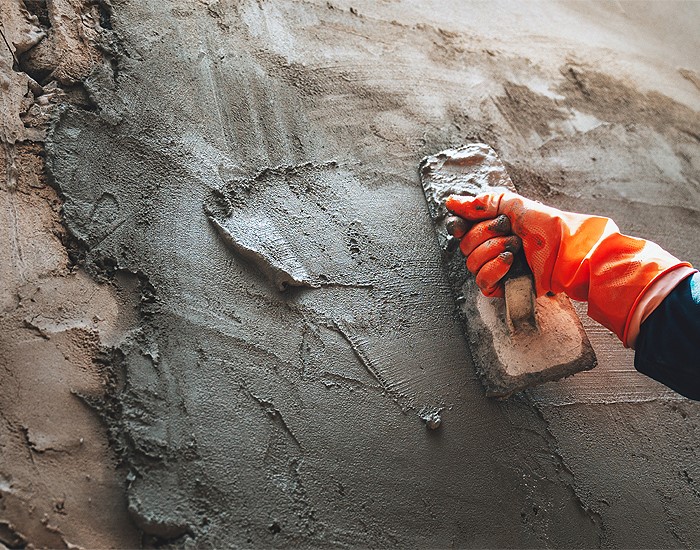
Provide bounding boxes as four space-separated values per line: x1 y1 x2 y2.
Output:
634 272 700 401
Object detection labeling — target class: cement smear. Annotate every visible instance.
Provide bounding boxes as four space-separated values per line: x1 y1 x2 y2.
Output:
205 162 379 290
39 0 700 547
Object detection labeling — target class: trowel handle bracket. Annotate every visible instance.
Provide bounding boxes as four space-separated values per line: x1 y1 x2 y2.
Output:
504 248 531 280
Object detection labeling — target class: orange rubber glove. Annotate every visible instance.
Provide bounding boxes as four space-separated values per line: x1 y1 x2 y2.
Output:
445 192 696 347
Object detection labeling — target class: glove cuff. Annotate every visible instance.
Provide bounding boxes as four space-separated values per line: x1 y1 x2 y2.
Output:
585 232 693 343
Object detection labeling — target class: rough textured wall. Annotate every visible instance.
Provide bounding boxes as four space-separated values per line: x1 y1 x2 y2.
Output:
0 0 140 547
3 0 700 547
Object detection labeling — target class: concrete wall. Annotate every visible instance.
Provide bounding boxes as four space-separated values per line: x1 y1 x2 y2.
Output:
3 0 700 547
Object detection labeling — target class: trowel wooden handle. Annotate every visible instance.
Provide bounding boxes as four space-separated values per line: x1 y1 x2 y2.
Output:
503 251 537 334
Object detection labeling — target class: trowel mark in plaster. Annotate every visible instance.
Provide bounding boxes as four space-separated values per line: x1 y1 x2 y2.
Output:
311 312 450 422
299 315 450 431
298 321 382 393
525 395 605 542
240 385 316 537
281 300 431 416
205 161 378 290
243 386 302 450
328 319 408 410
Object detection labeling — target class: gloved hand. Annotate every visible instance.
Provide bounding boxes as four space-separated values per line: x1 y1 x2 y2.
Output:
445 192 695 347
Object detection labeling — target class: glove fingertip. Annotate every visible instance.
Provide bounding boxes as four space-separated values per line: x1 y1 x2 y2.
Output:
481 284 505 298
445 195 473 215
500 250 514 265
446 192 502 221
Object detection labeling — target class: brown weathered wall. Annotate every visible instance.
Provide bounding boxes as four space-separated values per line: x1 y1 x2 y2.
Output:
0 1 139 547
3 0 700 548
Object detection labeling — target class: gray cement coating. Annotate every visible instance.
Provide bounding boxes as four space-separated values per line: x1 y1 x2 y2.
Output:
39 0 700 547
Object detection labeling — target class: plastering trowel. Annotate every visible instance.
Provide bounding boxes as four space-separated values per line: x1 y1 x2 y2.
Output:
419 143 596 397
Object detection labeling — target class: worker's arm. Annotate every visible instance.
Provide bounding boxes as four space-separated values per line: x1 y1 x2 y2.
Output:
635 272 700 400
445 192 699 399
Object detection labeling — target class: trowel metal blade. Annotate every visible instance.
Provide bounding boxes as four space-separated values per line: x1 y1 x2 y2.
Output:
419 143 597 397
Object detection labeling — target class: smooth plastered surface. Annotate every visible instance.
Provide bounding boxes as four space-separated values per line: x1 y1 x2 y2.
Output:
3 0 700 547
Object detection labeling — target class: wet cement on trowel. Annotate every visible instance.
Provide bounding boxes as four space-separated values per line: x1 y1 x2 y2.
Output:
47 0 700 547
420 144 595 396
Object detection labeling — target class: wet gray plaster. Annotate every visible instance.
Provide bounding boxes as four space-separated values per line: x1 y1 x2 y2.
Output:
48 0 700 547
204 161 381 290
